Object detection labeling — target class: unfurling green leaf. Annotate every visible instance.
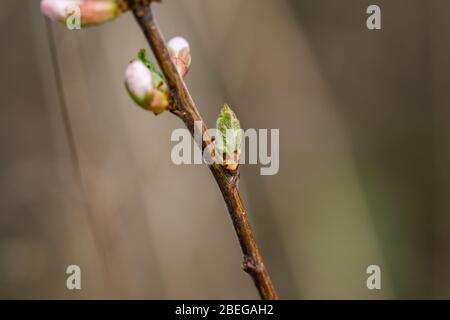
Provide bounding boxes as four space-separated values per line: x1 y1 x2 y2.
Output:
216 104 242 161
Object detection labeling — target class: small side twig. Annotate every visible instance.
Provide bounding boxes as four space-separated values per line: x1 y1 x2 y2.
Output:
128 3 278 299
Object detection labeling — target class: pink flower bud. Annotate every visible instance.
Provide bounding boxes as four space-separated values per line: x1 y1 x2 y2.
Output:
125 60 170 115
40 0 121 27
167 37 191 77
125 60 153 102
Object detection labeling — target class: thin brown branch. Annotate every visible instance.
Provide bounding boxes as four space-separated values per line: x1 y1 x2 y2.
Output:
128 3 278 300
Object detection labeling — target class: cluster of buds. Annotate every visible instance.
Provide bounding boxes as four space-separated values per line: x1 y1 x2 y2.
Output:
42 3 244 175
125 37 191 115
215 104 242 172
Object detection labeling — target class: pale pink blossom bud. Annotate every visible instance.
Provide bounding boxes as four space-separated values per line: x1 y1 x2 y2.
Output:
125 59 170 115
40 0 121 27
125 60 154 105
167 37 191 77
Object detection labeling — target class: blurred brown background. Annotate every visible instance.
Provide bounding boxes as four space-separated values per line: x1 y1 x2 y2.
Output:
0 0 449 299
